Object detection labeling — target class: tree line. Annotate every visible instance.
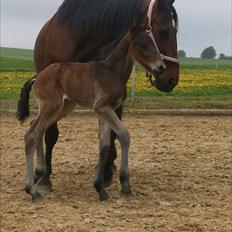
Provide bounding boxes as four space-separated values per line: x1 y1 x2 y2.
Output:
178 46 232 59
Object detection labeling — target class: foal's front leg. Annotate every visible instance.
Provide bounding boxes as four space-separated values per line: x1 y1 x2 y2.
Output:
95 106 132 195
94 117 111 201
103 105 123 186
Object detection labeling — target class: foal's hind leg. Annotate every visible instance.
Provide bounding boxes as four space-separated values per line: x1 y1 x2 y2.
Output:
34 136 46 183
94 117 111 201
34 123 59 190
34 136 53 193
24 119 44 202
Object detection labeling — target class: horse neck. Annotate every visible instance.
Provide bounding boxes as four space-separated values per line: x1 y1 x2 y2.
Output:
105 34 132 72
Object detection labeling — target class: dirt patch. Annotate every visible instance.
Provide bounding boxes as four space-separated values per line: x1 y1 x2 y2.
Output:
0 114 231 232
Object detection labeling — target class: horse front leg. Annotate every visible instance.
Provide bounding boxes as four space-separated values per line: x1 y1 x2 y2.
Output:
96 106 132 196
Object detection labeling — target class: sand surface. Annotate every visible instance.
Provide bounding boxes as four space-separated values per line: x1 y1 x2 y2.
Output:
1 114 231 232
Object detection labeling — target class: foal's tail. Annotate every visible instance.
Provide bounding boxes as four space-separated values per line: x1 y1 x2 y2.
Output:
16 77 36 124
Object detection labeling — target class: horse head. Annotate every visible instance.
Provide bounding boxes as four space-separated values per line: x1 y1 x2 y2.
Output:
136 0 179 92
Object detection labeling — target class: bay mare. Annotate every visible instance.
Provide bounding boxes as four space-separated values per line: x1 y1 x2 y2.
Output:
32 0 179 193
17 30 165 202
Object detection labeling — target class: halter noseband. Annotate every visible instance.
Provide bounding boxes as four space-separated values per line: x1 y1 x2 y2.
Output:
145 0 179 84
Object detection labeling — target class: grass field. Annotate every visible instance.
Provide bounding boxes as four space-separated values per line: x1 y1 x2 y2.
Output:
0 47 232 109
0 47 34 71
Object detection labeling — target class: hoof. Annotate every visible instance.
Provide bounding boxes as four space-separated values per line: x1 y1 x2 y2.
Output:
32 192 43 203
121 184 132 195
36 177 52 193
36 183 52 194
99 190 110 202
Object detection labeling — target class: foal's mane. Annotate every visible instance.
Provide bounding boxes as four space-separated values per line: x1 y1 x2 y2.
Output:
57 0 143 38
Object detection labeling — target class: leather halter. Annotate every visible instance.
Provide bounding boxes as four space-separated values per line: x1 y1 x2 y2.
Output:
146 0 179 65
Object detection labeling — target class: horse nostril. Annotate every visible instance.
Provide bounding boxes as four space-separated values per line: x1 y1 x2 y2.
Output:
157 64 166 75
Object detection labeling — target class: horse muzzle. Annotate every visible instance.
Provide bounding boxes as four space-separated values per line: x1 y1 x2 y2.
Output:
147 72 178 93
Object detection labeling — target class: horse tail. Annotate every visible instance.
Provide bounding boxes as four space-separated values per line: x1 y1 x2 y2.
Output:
16 77 36 124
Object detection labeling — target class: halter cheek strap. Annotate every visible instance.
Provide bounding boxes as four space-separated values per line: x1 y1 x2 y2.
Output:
146 0 179 65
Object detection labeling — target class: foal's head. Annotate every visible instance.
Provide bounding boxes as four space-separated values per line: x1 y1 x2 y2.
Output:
130 26 166 76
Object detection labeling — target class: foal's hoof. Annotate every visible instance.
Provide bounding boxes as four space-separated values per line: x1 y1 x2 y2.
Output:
36 183 52 194
99 190 110 202
36 178 52 193
32 192 43 203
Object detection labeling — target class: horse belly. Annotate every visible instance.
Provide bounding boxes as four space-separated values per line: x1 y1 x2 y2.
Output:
62 72 95 108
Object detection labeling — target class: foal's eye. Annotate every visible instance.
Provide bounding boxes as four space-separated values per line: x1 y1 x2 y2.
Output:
136 42 148 50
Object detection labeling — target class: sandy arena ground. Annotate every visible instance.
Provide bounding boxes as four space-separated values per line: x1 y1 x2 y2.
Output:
0 114 231 232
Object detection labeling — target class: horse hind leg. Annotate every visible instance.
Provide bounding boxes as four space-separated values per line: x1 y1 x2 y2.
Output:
94 117 111 201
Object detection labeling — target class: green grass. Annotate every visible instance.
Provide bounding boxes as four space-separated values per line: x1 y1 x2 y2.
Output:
0 47 33 58
179 57 232 69
134 58 232 71
0 47 34 71
0 47 232 109
1 47 232 72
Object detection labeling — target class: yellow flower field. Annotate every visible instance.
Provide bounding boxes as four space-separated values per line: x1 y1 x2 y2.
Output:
0 68 232 99
128 68 232 93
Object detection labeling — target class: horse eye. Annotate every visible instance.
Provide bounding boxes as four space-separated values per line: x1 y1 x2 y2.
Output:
159 28 170 36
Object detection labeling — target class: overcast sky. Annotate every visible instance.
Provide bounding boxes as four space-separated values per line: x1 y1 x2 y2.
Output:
1 0 231 57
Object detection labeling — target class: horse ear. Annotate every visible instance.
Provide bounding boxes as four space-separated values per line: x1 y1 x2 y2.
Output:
157 0 175 6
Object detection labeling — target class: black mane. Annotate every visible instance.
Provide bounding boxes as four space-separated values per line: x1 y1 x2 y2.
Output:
57 0 143 38
159 1 178 30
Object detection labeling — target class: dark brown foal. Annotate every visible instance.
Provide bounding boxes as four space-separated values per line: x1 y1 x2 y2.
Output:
17 30 165 202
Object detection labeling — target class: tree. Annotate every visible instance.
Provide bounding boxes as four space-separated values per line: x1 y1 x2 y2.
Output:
219 53 226 59
178 50 186 58
201 46 217 59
